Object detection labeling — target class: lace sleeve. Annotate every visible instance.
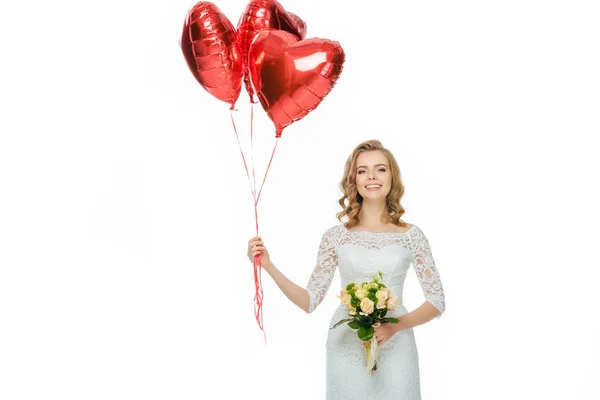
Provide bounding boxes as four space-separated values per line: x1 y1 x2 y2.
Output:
306 227 338 313
410 226 446 318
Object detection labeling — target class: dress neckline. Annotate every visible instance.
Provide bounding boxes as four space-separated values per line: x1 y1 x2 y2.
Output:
341 224 416 235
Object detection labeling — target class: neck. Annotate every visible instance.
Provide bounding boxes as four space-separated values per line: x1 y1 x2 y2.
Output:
358 201 388 226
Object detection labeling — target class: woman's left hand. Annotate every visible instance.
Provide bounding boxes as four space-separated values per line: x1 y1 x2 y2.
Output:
373 322 400 346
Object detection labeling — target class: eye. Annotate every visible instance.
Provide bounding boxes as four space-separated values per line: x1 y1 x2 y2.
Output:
357 170 365 174
378 168 387 172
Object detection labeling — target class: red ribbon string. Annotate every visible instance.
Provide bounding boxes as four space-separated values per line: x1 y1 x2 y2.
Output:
229 110 256 199
230 106 279 345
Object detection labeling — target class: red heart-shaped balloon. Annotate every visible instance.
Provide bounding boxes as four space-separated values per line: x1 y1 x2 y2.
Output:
248 30 345 138
237 0 307 103
181 2 242 108
288 12 307 41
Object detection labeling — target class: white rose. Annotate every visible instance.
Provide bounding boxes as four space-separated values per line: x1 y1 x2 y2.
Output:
355 289 366 300
379 287 391 299
386 296 399 310
359 298 375 315
341 294 352 310
375 289 389 302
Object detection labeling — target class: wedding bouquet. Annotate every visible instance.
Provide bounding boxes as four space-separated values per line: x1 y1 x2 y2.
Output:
331 271 400 374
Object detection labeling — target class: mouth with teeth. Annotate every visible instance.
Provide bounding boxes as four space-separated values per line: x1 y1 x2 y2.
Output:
365 184 382 191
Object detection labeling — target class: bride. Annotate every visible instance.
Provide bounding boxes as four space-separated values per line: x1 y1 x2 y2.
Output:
247 139 446 400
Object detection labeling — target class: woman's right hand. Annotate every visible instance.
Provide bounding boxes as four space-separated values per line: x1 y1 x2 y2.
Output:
247 236 272 268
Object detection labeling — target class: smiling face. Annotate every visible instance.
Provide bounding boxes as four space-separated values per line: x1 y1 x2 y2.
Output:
355 150 392 202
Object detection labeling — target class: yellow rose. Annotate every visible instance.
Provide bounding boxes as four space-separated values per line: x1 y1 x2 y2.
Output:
359 298 375 315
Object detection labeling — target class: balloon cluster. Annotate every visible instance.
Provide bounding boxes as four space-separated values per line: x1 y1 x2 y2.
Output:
180 1 345 343
180 0 345 137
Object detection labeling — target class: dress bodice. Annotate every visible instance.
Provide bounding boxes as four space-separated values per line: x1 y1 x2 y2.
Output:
306 224 445 318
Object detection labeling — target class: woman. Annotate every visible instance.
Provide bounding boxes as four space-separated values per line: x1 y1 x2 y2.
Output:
247 139 446 400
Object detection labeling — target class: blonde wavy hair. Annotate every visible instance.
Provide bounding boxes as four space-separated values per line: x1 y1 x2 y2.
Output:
336 140 408 229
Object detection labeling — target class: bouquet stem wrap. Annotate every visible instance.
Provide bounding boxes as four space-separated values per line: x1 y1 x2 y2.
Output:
365 323 380 374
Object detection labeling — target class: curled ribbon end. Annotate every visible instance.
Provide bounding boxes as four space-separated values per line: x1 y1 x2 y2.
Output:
253 254 267 341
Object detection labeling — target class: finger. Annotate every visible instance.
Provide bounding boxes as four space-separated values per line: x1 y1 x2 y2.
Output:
249 247 261 253
248 244 263 253
249 249 261 256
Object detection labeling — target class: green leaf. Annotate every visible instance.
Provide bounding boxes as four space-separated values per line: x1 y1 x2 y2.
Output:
382 317 399 323
346 283 355 290
331 318 354 329
358 325 374 341
348 320 360 330
351 297 360 308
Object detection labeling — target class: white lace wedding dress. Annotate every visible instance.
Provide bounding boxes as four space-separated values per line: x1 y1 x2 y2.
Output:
306 224 446 400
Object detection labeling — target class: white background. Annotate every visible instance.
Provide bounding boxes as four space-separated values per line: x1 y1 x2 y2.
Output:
1 0 599 399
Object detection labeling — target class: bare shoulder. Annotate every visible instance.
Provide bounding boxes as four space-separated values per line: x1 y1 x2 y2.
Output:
394 222 414 233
